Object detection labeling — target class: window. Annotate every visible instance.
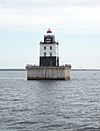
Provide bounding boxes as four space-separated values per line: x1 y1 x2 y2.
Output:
44 52 46 56
44 46 46 50
50 52 52 56
50 46 52 50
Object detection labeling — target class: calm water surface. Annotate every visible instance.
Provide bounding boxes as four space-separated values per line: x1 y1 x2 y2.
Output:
0 71 100 131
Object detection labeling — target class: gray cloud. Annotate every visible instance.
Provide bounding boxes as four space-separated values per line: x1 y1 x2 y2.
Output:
0 0 100 8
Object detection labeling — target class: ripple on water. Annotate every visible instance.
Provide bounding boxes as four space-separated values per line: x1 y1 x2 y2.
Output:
0 71 100 131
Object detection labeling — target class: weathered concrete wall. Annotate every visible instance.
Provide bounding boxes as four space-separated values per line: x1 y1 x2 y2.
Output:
26 66 71 80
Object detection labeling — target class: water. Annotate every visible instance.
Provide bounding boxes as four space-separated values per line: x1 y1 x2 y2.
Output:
0 71 100 131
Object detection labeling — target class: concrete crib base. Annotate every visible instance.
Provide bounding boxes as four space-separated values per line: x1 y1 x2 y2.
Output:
26 66 71 80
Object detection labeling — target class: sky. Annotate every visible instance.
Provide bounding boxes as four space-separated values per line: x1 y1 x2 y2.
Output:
0 0 100 69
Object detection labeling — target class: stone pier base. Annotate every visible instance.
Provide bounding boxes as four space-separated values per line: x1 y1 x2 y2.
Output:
26 65 71 80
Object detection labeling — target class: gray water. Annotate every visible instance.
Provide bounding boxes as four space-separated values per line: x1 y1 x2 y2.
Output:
0 71 100 131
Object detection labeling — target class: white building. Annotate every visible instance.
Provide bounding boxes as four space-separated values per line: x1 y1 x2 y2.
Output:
39 29 59 66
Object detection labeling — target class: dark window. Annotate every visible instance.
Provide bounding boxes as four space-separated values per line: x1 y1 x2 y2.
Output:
44 46 46 50
50 52 52 56
50 46 52 50
44 52 46 56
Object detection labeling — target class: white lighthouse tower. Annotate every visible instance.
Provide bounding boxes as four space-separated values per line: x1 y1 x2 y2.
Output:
39 29 59 66
26 29 71 80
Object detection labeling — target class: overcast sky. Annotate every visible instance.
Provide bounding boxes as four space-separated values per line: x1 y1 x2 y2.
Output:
0 0 100 69
0 0 100 7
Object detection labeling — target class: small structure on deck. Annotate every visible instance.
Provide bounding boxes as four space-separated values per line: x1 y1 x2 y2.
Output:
26 29 71 80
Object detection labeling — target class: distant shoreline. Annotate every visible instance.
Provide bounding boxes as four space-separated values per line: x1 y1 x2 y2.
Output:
0 69 100 71
0 69 26 71
72 69 100 71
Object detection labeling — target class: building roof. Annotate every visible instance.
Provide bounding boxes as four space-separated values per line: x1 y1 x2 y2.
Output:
47 28 52 33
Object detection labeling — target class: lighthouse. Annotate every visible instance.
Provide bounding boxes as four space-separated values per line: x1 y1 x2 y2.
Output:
40 29 59 67
26 29 71 80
